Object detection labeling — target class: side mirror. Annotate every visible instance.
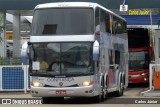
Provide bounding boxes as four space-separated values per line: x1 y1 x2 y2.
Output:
21 41 29 64
93 40 99 61
95 24 100 35
27 42 30 57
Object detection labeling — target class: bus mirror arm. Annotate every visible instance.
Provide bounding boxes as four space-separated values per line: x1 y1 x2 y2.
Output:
27 42 32 60
26 47 30 58
97 61 99 67
28 41 31 45
114 64 119 70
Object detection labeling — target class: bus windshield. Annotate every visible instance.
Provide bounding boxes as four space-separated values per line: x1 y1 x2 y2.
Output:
32 8 94 35
30 42 93 76
129 51 149 71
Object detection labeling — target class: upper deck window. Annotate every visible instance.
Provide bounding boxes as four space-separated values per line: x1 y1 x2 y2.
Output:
32 8 94 35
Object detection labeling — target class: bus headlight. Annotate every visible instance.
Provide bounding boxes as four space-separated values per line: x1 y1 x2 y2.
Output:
80 81 94 86
141 73 148 76
31 82 43 87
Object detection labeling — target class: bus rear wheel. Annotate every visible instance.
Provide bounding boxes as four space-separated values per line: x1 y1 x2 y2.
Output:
115 78 124 97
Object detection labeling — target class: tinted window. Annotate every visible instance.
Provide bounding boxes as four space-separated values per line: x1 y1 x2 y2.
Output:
129 51 149 70
32 8 94 35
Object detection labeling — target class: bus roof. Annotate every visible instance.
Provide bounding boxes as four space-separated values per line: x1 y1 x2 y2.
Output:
35 2 97 9
35 2 126 22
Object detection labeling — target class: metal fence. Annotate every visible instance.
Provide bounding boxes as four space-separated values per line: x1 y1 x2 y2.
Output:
0 65 30 93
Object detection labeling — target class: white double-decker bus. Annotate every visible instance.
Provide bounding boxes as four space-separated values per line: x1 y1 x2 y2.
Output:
28 2 128 103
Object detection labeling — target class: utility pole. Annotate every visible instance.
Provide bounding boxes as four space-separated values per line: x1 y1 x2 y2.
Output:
0 11 6 57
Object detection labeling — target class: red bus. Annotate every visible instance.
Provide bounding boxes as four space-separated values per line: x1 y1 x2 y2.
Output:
128 28 152 83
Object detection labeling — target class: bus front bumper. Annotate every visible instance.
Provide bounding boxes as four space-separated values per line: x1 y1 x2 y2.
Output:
31 86 98 97
128 75 149 83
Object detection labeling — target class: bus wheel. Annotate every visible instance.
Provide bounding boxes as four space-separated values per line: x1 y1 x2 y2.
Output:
93 81 104 103
101 81 106 101
101 88 106 101
104 77 109 99
115 78 124 97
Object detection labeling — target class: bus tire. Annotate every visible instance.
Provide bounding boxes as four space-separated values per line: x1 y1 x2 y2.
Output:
105 76 109 99
101 87 106 101
93 80 105 103
101 80 106 101
115 77 124 97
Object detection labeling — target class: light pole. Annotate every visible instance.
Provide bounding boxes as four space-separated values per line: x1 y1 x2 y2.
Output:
0 11 6 57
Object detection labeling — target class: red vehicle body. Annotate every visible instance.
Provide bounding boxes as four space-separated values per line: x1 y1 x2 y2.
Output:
128 28 152 84
128 47 152 83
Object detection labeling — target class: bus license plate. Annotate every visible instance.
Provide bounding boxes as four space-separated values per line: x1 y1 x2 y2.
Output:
56 90 66 94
